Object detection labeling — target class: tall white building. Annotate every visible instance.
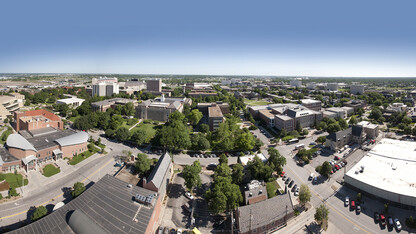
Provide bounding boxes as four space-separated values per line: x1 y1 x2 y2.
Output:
327 83 338 91
306 82 316 89
290 80 302 88
92 77 119 97
350 84 365 95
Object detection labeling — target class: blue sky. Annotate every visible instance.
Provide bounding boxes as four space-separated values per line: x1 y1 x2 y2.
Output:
1 0 416 77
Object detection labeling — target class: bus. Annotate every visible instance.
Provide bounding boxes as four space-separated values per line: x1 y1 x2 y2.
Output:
287 138 299 144
295 144 305 150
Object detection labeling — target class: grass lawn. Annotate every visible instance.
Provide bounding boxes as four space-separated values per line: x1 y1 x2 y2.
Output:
42 164 61 177
0 173 29 190
266 181 280 198
69 148 99 165
131 123 158 137
243 98 272 106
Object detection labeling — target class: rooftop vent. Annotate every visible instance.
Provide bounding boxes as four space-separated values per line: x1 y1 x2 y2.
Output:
259 190 263 194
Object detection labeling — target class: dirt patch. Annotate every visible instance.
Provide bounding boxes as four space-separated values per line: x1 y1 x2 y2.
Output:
0 181 10 191
115 164 140 186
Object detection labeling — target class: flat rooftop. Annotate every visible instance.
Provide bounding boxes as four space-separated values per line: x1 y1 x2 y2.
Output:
345 138 416 198
301 99 321 104
208 106 223 118
11 174 157 234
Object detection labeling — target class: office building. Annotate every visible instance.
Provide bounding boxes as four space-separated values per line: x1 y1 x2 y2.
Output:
136 95 192 122
56 97 85 107
146 79 162 92
91 77 119 97
300 99 322 111
327 83 338 91
208 105 225 131
91 98 138 112
350 84 365 95
0 94 25 121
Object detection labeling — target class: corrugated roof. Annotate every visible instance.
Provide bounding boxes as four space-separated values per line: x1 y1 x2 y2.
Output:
55 131 89 147
6 134 37 151
146 152 172 190
10 175 157 234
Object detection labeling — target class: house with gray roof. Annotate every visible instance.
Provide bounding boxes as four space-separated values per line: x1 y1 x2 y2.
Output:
236 193 294 234
143 152 173 198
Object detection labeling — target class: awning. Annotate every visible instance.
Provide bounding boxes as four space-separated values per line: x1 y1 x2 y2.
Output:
53 149 63 155
22 155 37 165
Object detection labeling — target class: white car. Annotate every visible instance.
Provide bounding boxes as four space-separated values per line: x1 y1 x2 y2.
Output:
294 187 300 196
394 218 402 231
184 192 194 200
345 196 349 206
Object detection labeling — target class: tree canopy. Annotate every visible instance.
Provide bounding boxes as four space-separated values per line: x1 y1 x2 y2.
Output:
135 153 151 176
182 160 202 191
71 182 86 198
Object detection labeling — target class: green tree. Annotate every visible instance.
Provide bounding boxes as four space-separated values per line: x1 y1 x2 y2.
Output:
320 161 332 177
317 121 327 130
315 204 329 230
135 153 151 176
31 206 48 221
9 187 19 197
349 116 358 125
160 120 191 150
131 129 147 145
302 129 309 136
338 118 348 129
299 184 311 206
115 127 131 141
182 160 202 190
71 182 86 198
235 132 255 151
219 153 228 165
403 116 413 125
231 163 244 185
169 111 186 122
122 102 135 116
369 107 382 120
199 124 209 133
316 136 327 144
247 156 273 181
267 148 286 174
205 184 227 214
188 109 203 126
327 122 341 133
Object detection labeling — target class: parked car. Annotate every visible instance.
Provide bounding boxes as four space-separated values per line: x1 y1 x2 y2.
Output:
184 192 194 200
308 173 314 180
374 212 380 223
350 200 355 210
285 177 292 184
310 142 317 145
344 197 349 206
292 184 298 192
334 156 340 160
288 180 295 188
158 226 164 234
280 171 285 177
313 177 318 184
380 214 386 227
294 187 300 196
356 204 361 214
387 217 394 229
282 175 287 181
394 218 402 231
177 229 182 234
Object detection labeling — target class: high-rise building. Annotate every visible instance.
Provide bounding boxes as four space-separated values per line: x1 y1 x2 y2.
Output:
146 79 162 92
91 77 119 97
350 84 365 95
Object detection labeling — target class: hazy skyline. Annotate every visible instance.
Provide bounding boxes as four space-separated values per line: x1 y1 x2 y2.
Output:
1 0 416 77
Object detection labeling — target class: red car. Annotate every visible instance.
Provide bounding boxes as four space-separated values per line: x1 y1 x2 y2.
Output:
380 214 386 226
280 171 285 177
334 156 340 160
335 164 340 170
350 200 355 210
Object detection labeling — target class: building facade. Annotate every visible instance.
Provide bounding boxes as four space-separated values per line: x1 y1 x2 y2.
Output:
14 109 63 132
350 84 365 95
0 94 25 121
91 77 119 97
208 106 225 131
135 96 191 122
146 79 162 92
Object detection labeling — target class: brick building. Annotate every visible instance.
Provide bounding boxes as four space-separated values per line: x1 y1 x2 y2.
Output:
14 109 63 132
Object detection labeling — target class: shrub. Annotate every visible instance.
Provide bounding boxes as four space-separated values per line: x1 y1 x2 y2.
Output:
249 125 258 130
406 216 416 228
31 206 48 221
294 209 300 216
9 187 19 197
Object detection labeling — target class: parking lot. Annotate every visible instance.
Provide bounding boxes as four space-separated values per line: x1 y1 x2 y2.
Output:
162 169 215 232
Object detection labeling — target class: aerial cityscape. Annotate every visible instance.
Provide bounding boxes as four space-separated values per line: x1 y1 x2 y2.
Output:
1 1 416 234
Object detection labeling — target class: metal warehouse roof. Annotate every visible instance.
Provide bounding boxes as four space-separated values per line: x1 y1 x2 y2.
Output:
55 131 89 147
6 134 37 152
